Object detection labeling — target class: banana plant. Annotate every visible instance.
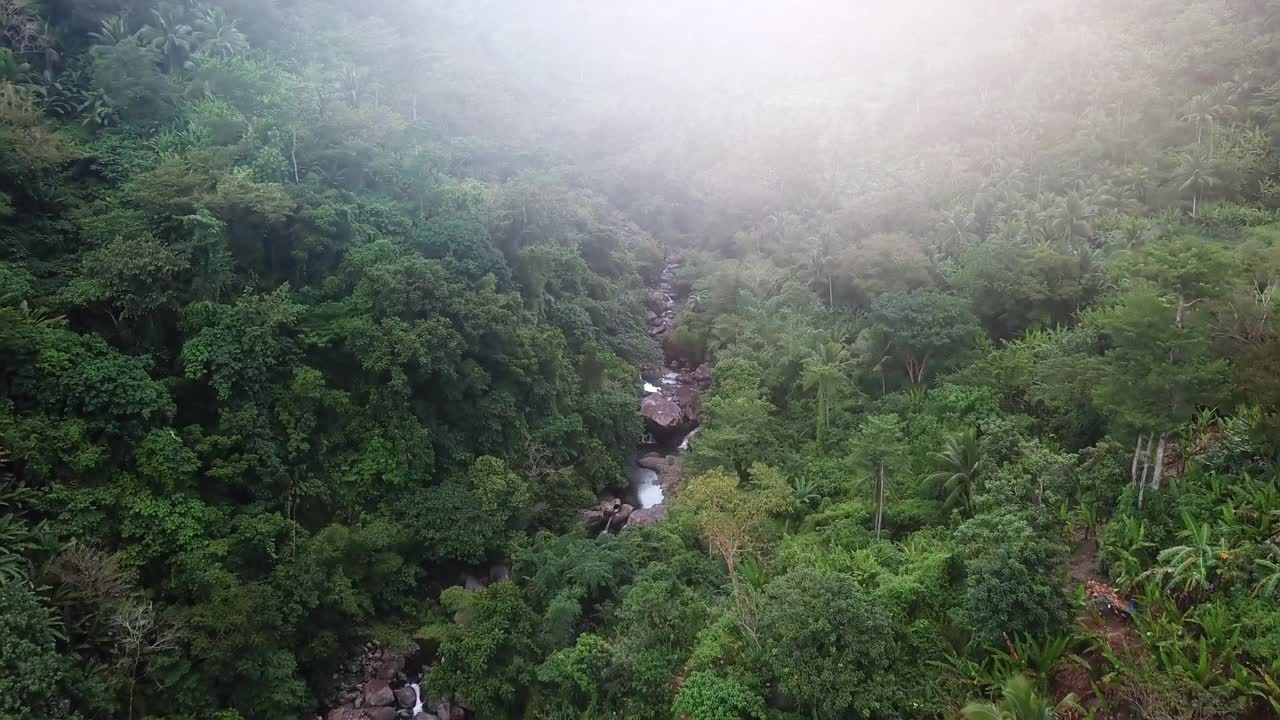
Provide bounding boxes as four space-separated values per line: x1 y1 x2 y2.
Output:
962 674 1078 720
1101 514 1153 590
1253 549 1280 597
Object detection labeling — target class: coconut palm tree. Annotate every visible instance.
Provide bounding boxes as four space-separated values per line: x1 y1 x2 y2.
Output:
962 674 1077 720
139 8 194 74
1180 94 1213 149
806 246 834 307
927 428 983 517
852 328 892 396
1203 83 1238 158
801 341 855 445
90 15 136 49
938 202 980 253
1177 152 1220 218
193 8 247 59
1049 191 1096 246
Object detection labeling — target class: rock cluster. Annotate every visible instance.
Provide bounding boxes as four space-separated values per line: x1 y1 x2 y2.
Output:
577 496 635 533
321 645 469 720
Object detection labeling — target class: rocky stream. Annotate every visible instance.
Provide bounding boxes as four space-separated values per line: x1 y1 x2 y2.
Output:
322 256 707 720
579 254 709 533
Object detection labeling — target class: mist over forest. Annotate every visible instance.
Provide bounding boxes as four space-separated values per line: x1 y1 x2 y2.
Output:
3 1 1280 719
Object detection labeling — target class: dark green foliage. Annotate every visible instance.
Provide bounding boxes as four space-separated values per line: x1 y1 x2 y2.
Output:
4 0 1280 717
758 568 897 718
0 582 84 720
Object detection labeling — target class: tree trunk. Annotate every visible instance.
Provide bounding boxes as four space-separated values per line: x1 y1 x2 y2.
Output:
1131 433 1145 485
1151 434 1167 490
1136 434 1151 510
875 464 885 538
290 129 300 183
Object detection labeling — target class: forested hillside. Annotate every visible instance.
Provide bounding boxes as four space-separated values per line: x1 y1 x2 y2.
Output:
2 1 1280 719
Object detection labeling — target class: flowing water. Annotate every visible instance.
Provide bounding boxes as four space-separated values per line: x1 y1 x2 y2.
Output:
624 257 704 519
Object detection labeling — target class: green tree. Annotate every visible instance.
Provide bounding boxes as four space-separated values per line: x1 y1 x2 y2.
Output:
1088 287 1229 508
928 428 983 517
758 568 896 719
849 414 907 538
800 340 856 445
672 671 767 720
427 581 540 719
867 289 981 386
0 581 86 720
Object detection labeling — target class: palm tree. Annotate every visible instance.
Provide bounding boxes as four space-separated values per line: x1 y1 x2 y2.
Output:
1203 83 1238 158
962 674 1077 720
1049 191 1095 246
139 8 194 74
1177 152 1220 218
193 8 247 59
938 202 980 253
927 428 982 517
852 328 893 396
801 341 855 445
1180 94 1212 149
90 15 136 49
806 247 834 307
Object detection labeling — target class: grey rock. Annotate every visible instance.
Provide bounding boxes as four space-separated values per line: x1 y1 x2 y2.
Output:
364 679 395 707
577 508 606 530
413 714 438 720
489 564 511 583
692 363 713 386
367 706 397 720
637 453 667 471
395 686 418 709
641 394 691 438
376 655 404 681
673 385 701 422
644 290 668 313
463 575 485 592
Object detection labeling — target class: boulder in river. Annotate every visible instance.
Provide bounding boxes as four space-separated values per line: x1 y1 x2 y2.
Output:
577 508 606 531
637 453 668 471
395 687 418 709
641 394 690 438
367 707 397 720
615 504 634 525
364 680 395 708
673 385 701 422
644 290 669 313
692 363 713 387
375 655 404 681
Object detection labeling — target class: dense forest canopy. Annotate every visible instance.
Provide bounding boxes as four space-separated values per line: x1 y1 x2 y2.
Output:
3 1 1280 719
